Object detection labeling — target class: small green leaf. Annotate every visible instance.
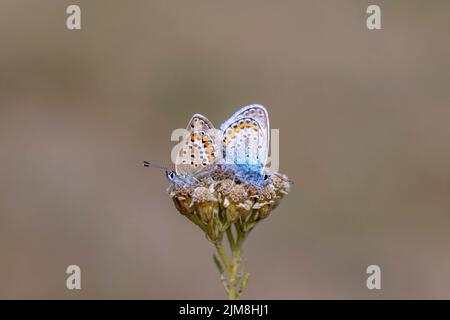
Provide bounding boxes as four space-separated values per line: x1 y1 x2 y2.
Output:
246 221 257 231
241 272 250 291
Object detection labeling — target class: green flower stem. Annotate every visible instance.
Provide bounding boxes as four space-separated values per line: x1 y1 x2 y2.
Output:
228 236 242 299
215 242 231 273
226 227 235 250
214 223 247 300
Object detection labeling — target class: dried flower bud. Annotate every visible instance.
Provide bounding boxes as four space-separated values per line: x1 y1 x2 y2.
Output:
262 184 277 200
229 184 248 203
226 203 240 223
269 174 284 189
177 184 194 197
172 196 193 215
191 186 217 223
193 186 212 202
218 179 235 195
258 204 271 219
278 174 291 193
247 185 260 198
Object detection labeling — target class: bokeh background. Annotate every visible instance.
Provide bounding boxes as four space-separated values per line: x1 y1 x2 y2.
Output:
1 0 449 299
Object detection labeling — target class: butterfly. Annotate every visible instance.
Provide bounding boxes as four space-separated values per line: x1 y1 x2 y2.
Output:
144 104 270 186
219 104 269 177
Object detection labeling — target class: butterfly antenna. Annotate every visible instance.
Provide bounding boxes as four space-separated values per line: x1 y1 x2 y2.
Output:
142 161 170 171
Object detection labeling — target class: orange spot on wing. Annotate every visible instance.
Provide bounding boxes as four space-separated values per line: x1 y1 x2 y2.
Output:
201 134 214 161
223 122 258 145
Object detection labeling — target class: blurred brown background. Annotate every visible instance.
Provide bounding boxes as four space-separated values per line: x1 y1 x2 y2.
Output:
0 0 449 299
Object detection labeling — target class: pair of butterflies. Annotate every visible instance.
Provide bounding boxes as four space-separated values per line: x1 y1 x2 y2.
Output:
145 104 270 186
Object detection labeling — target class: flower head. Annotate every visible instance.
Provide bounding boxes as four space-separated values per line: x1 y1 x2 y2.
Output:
169 164 291 227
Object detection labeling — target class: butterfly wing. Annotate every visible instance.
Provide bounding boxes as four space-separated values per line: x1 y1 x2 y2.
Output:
175 114 218 176
219 104 269 173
